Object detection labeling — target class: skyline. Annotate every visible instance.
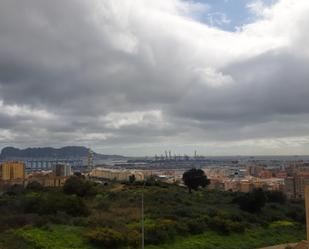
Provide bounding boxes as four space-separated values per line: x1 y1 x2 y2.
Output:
1 0 309 156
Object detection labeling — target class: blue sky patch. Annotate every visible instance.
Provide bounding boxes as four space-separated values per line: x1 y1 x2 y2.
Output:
188 0 277 31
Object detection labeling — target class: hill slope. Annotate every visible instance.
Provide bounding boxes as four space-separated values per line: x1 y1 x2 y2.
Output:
0 146 124 159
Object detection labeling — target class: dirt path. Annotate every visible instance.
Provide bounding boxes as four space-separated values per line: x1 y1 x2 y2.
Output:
258 243 297 249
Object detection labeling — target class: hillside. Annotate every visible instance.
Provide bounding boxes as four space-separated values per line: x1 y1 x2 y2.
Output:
0 180 306 249
0 146 125 159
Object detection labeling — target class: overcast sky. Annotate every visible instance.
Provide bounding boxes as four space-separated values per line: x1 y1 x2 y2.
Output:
0 0 309 156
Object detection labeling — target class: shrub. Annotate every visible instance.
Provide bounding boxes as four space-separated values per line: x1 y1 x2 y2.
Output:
234 188 266 213
207 217 230 235
0 214 30 231
26 181 44 192
266 191 287 204
206 216 245 234
172 206 197 218
227 221 246 233
22 193 89 217
63 196 89 216
63 176 97 197
287 207 306 224
145 219 179 244
126 230 141 246
185 218 207 234
205 208 218 217
95 196 110 210
5 184 25 196
86 228 125 248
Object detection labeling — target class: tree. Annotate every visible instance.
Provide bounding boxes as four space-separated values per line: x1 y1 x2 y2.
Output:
182 168 210 193
74 172 82 177
129 174 136 184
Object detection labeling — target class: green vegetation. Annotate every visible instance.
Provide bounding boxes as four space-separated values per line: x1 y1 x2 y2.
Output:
0 176 306 249
234 188 267 213
0 225 96 249
145 226 304 249
86 227 126 248
63 176 97 197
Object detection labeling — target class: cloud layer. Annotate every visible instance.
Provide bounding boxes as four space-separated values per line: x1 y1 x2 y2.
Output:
0 0 309 156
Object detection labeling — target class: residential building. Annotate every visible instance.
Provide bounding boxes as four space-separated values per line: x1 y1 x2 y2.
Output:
295 172 309 199
28 172 69 187
91 168 144 181
0 161 25 180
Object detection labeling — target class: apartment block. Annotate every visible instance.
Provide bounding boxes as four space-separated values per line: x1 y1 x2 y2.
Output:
0 161 25 180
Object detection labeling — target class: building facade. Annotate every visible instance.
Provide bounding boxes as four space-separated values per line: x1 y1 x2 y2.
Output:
28 172 69 187
0 161 25 180
91 168 144 181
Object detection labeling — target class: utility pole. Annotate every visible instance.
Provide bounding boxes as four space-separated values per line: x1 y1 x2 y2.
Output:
141 190 144 249
141 180 146 249
87 148 93 173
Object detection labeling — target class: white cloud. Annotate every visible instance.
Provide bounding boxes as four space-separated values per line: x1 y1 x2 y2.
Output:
207 12 231 27
0 101 54 119
101 110 163 129
247 0 268 16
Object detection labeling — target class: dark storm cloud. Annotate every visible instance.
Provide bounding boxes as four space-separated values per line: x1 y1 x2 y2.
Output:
172 51 309 121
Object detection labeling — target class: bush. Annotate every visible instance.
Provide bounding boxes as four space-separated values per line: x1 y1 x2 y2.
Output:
286 206 306 224
22 193 89 217
86 228 125 248
95 197 110 210
5 184 25 196
234 188 266 213
145 219 179 244
206 216 245 234
126 230 141 247
207 217 230 235
0 214 30 231
63 176 97 197
184 218 207 234
63 196 89 216
172 206 197 218
26 181 44 192
266 191 287 204
227 221 246 233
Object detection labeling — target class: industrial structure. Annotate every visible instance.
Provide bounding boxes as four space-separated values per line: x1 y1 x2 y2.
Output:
52 163 72 177
24 159 83 171
87 148 94 172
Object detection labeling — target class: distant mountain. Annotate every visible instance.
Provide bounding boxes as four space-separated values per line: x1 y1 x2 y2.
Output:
0 146 125 160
